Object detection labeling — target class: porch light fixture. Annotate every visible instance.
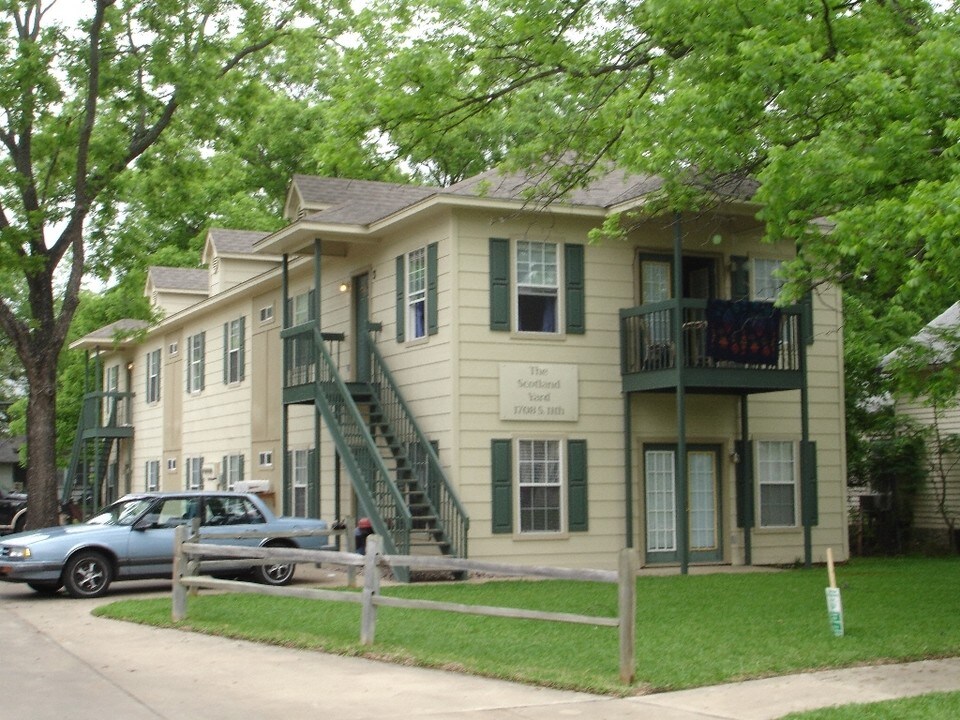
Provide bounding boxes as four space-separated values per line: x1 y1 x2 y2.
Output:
338 281 350 293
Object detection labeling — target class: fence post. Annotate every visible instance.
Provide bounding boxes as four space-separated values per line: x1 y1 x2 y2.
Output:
187 517 201 597
618 548 637 684
360 535 381 645
172 524 188 621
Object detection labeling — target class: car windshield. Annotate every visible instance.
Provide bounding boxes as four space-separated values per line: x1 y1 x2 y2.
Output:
86 498 155 527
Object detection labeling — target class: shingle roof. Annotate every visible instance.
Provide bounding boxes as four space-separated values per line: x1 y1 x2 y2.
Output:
207 228 271 255
287 165 757 231
73 318 150 346
147 266 208 293
882 301 960 367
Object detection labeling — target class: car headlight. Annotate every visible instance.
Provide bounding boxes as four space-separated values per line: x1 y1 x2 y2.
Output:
6 547 32 559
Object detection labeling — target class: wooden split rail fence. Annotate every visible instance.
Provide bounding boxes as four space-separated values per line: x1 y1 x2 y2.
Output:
172 527 638 683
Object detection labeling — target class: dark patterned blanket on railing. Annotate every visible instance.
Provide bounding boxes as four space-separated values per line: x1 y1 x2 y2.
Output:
705 300 782 366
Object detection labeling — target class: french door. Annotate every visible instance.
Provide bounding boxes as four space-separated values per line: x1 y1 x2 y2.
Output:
644 445 722 564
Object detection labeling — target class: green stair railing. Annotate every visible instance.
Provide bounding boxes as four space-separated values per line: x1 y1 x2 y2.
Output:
293 325 413 562
365 328 469 558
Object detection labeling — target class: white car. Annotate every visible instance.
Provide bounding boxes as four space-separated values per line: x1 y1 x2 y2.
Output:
0 492 329 598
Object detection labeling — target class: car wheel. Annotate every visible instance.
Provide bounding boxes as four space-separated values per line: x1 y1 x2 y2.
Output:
253 543 295 586
63 551 112 598
27 582 61 595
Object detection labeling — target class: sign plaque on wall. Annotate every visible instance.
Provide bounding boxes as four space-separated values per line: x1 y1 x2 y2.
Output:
499 363 579 421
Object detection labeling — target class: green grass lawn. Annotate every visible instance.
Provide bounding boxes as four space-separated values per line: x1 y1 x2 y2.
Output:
782 691 960 720
94 556 960 696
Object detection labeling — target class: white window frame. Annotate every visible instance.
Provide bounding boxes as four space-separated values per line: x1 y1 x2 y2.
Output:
291 292 311 326
226 317 244 385
145 348 161 404
186 332 204 394
292 449 309 518
752 258 784 302
756 440 798 528
167 458 177 473
168 341 178 356
406 247 428 341
186 456 204 491
259 304 274 324
145 460 160 492
223 454 243 491
515 240 559 334
258 451 273 468
517 438 563 533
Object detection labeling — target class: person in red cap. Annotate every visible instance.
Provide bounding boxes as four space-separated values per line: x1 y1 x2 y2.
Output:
355 517 373 554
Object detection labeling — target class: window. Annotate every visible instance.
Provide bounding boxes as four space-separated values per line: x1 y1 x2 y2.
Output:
491 438 588 534
145 460 160 492
757 441 797 527
259 305 274 323
292 449 309 518
259 451 273 467
518 439 562 532
223 316 245 384
145 348 161 404
169 341 178 356
167 458 177 472
489 239 584 334
185 456 204 491
222 454 244 491
753 258 783 302
290 291 313 326
395 243 438 342
204 495 265 526
186 332 205 393
516 241 558 333
104 364 119 421
406 247 427 340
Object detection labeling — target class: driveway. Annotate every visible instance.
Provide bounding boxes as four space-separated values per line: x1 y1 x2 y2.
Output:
2 578 959 720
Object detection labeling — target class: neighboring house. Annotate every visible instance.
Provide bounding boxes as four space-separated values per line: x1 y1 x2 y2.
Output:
0 436 26 491
883 302 960 549
69 166 849 573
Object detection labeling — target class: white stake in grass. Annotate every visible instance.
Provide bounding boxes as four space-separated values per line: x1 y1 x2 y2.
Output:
825 547 844 637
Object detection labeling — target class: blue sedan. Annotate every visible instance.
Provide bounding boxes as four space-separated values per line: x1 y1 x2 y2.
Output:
0 492 329 598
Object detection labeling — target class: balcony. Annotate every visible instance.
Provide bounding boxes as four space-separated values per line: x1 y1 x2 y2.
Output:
77 391 135 439
620 299 806 394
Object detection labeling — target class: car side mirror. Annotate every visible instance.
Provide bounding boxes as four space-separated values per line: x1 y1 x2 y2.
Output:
133 514 160 531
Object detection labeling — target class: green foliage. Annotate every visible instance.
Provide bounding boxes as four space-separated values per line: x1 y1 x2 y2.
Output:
98 557 960 695
783 692 960 720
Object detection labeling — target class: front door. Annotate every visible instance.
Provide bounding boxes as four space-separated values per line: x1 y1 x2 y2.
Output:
353 273 370 382
644 445 722 564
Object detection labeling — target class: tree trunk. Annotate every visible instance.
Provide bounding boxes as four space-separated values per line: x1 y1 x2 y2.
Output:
25 358 61 530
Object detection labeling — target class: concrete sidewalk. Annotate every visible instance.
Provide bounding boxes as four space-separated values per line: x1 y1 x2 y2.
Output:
2 579 958 720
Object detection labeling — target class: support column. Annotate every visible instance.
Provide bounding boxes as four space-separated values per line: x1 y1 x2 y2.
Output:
740 394 752 566
673 213 689 575
281 254 290 516
800 327 813 567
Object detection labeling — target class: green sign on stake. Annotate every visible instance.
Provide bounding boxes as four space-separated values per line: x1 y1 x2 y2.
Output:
825 547 844 637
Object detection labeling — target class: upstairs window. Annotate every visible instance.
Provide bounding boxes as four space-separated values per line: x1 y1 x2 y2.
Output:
223 316 245 385
145 460 160 492
396 243 438 342
186 332 205 394
516 241 558 333
752 258 784 302
145 348 161 404
489 239 584 335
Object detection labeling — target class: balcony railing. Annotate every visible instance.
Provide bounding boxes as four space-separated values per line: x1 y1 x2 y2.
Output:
620 299 805 392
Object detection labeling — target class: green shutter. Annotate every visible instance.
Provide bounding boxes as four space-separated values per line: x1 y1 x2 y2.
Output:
238 454 245 484
735 440 754 528
730 255 750 300
222 455 228 491
307 289 317 321
567 439 588 531
222 322 229 384
427 242 439 335
284 451 292 516
198 332 205 391
395 254 405 342
801 440 818 526
491 439 513 533
489 238 511 331
564 243 585 334
308 449 319 518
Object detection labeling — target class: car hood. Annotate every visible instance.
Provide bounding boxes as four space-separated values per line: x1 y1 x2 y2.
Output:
2 523 123 546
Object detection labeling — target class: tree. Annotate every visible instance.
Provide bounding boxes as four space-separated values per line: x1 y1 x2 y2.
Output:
0 0 347 528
